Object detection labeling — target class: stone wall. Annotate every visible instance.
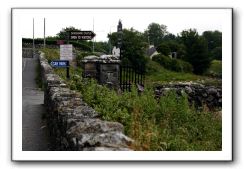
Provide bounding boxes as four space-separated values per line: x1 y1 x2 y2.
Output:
155 82 222 110
39 52 133 151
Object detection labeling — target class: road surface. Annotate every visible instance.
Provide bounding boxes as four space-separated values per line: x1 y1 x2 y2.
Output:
22 54 51 151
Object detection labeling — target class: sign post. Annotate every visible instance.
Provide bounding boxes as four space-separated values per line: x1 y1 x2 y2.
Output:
50 60 70 79
69 31 96 40
60 44 73 61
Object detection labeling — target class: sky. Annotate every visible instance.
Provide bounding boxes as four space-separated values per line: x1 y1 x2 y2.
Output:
17 9 225 42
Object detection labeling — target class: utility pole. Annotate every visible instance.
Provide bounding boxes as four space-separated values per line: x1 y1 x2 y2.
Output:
109 28 111 54
44 18 46 48
109 26 115 54
92 17 95 53
33 18 35 58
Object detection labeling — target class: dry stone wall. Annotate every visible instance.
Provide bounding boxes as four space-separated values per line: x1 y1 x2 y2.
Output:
39 52 133 151
155 82 222 110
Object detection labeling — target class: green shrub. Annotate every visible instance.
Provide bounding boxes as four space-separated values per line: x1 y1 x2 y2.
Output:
69 41 92 52
76 79 221 151
152 54 193 73
39 48 59 62
156 43 171 56
152 54 171 69
205 60 222 78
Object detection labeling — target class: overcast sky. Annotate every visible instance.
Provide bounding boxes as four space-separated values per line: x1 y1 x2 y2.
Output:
18 9 225 42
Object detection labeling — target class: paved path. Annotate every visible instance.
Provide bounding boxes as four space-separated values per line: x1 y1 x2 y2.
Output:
22 55 51 151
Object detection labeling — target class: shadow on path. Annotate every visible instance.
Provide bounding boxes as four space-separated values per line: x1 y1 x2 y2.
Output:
22 56 51 151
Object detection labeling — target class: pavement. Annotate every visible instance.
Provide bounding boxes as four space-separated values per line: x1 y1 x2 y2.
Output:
22 54 51 151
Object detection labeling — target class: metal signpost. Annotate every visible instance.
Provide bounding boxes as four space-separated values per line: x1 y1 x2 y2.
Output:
50 60 70 79
69 31 96 40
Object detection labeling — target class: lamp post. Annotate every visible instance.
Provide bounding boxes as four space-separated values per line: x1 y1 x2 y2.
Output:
44 18 46 48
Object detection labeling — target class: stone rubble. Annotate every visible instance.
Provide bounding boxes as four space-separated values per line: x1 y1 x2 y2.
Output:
39 52 133 151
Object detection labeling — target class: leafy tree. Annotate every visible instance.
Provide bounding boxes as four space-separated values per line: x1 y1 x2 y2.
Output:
202 31 222 60
202 30 222 51
180 29 211 74
56 26 81 40
163 33 177 41
210 46 222 60
156 43 171 56
144 23 168 47
94 41 110 54
108 28 148 67
164 41 186 58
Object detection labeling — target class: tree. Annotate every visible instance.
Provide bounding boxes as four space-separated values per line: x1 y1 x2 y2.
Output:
108 28 148 67
56 26 81 40
202 31 222 60
144 23 168 47
202 31 222 51
164 40 186 58
210 46 222 60
180 29 211 74
156 43 171 56
163 33 177 41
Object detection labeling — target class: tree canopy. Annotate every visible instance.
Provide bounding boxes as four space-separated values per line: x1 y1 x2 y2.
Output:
179 29 211 74
202 30 222 60
144 23 168 47
108 28 148 67
56 26 81 40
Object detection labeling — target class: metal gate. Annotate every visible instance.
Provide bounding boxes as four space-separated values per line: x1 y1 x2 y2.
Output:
119 64 145 91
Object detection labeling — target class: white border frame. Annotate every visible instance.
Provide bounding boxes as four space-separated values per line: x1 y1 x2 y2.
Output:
12 8 233 161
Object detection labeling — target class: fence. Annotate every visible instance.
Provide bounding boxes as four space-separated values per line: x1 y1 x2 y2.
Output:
119 65 145 91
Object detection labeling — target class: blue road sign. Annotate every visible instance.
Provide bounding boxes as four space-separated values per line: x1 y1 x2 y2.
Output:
50 60 69 68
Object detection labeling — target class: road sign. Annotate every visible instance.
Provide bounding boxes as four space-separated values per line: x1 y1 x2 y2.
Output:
50 60 70 79
50 60 69 68
69 31 96 40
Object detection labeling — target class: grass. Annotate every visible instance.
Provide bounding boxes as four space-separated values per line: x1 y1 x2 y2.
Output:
40 48 60 61
78 80 222 151
41 48 222 151
145 60 221 87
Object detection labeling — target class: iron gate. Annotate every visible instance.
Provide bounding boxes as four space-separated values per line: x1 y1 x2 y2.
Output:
119 64 145 91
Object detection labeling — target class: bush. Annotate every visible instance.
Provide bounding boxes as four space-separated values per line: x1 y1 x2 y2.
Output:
78 80 221 151
205 60 222 78
152 54 171 69
152 54 193 73
39 48 59 62
69 41 92 52
156 43 171 56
